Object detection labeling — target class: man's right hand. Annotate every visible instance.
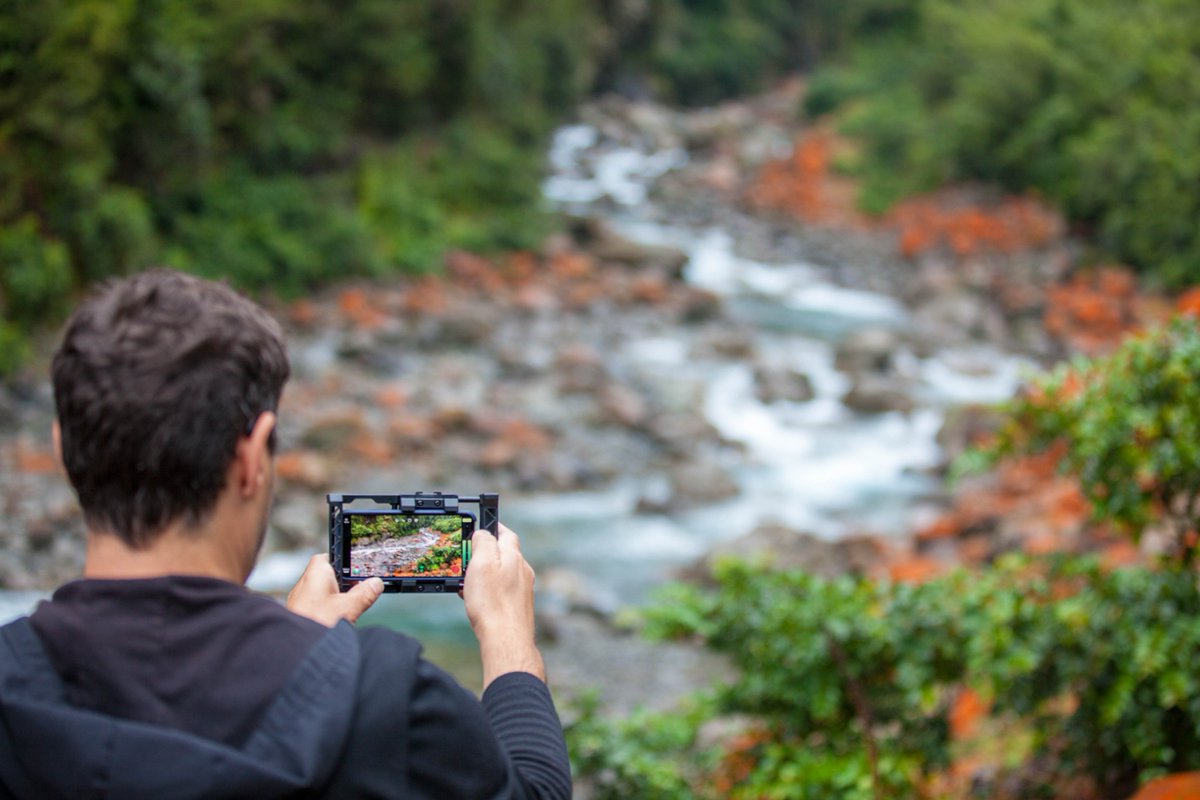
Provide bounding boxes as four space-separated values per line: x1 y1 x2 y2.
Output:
463 523 546 689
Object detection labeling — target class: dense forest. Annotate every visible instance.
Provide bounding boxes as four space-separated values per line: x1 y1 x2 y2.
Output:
8 0 1196 369
0 0 907 372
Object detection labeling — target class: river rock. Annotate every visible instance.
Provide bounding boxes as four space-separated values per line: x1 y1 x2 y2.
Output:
538 567 621 622
597 383 650 429
570 217 689 276
842 375 916 414
834 327 901 375
679 523 889 585
753 364 814 404
269 496 322 551
639 458 739 513
936 404 1005 465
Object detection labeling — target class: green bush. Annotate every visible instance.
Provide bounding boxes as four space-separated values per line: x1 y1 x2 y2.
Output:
811 0 1200 284
568 556 1200 797
0 217 74 328
961 317 1200 565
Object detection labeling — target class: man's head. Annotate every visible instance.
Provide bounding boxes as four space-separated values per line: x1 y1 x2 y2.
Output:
52 269 290 551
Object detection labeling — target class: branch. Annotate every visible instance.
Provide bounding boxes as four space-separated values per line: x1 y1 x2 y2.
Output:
826 632 883 800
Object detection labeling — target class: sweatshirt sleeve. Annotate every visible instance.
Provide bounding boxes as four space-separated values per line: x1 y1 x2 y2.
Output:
480 672 572 800
339 628 571 800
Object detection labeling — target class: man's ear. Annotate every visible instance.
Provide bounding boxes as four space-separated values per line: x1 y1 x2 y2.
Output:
237 411 277 499
51 420 64 472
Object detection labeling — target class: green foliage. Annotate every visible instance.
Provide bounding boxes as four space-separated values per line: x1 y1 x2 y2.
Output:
569 556 1200 796
348 514 428 545
568 693 716 799
414 544 460 574
964 318 1200 565
429 516 463 534
0 217 73 328
811 0 1200 284
0 0 916 375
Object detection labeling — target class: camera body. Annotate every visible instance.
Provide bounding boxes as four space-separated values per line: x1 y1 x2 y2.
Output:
328 491 499 594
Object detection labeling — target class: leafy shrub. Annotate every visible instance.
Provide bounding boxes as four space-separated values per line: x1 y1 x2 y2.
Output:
162 170 383 298
568 556 1200 797
0 217 73 328
812 0 1200 284
962 317 1200 565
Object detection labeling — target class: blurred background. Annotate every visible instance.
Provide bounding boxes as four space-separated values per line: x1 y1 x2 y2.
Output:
3 1 1200 797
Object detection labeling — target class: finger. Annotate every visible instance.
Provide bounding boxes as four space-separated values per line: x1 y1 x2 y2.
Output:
300 553 328 581
496 524 521 552
472 523 499 558
340 578 384 623
288 554 330 603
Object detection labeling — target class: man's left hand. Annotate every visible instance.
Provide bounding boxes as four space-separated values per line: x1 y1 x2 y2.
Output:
287 554 383 627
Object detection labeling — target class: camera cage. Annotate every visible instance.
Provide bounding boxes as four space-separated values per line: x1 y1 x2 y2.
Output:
329 491 499 594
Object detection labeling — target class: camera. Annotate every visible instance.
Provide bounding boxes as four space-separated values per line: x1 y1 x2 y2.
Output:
328 492 499 594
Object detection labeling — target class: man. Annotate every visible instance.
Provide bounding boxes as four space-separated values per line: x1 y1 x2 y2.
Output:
0 269 571 799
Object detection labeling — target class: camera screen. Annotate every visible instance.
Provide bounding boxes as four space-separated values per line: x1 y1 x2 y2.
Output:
346 513 468 579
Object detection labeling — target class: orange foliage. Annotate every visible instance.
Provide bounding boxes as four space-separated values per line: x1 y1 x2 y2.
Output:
888 556 944 584
888 195 1062 259
1044 267 1143 355
275 450 329 489
374 384 407 410
13 441 58 474
949 688 989 741
337 288 388 329
710 727 772 797
287 298 319 327
1130 773 1200 800
1175 287 1200 318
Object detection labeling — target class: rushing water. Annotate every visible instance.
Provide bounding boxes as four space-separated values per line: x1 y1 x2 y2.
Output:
238 124 1033 678
2 124 1032 689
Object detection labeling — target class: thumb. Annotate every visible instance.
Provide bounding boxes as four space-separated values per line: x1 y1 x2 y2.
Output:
339 578 384 623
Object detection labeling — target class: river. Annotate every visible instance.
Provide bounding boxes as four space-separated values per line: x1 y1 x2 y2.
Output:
0 114 1032 695
237 119 1032 690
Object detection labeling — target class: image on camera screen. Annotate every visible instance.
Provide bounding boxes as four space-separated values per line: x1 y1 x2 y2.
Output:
347 513 465 578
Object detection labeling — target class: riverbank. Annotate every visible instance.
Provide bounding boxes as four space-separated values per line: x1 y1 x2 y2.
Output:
0 80 1183 713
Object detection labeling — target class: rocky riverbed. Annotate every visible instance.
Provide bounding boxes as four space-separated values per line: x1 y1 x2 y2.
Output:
0 81 1166 712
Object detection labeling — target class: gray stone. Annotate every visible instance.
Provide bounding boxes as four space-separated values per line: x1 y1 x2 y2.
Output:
834 327 901 375
842 375 916 414
753 365 814 404
639 458 739 513
571 217 689 276
679 523 888 585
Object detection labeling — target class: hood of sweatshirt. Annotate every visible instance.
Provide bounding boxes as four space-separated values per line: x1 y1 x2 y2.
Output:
0 586 359 800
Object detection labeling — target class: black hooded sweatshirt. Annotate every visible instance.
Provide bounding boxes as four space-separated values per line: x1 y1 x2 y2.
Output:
0 576 572 799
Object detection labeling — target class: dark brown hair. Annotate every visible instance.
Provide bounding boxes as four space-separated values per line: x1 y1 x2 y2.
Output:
52 269 290 547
